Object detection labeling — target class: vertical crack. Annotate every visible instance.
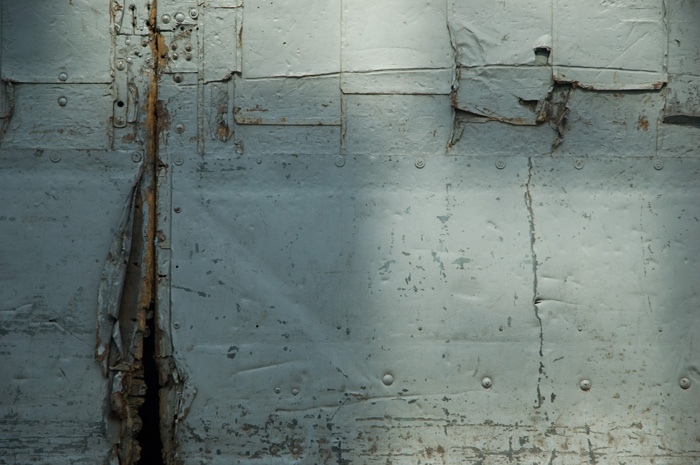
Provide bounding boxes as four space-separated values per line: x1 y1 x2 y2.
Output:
525 158 545 409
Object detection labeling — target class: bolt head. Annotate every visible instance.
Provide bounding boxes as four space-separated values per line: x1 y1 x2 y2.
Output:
335 156 345 167
580 379 592 391
653 159 664 170
481 376 493 389
57 97 68 107
131 152 143 163
382 373 394 386
574 159 585 170
415 158 425 169
495 159 506 169
680 377 691 389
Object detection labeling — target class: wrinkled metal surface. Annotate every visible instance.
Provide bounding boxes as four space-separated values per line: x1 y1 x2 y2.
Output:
1 0 700 464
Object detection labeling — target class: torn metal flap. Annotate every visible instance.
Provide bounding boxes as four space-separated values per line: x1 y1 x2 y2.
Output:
454 66 553 125
95 164 144 375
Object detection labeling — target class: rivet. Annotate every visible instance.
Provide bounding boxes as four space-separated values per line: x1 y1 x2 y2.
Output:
173 74 183 83
189 8 199 19
174 12 186 23
185 44 193 52
495 159 506 170
185 54 193 61
125 38 132 46
50 153 61 163
577 325 583 332
126 57 133 64
481 376 493 389
292 447 300 454
657 327 663 333
131 152 143 163
175 123 185 134
116 60 126 71
334 156 345 167
142 39 149 47
415 158 425 169
161 14 171 24
58 72 68 82
174 156 184 166
274 387 281 394
382 373 394 386
291 388 299 396
653 159 664 170
115 116 125 126
256 159 262 165
173 207 182 214
574 159 585 170
171 43 178 51
57 97 68 107
579 379 592 391
173 321 181 329
680 377 691 389
172 52 179 61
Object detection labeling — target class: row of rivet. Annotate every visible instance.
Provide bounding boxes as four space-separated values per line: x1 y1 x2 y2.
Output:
161 9 199 25
167 156 667 170
49 152 143 163
260 376 692 395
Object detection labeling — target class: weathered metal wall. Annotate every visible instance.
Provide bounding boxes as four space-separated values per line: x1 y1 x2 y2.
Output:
1 1 699 464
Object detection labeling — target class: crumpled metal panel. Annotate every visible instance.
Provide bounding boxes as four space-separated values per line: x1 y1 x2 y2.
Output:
0 151 144 464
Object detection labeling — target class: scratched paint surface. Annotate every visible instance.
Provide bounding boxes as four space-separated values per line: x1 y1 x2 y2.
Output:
1 0 700 464
157 1 700 464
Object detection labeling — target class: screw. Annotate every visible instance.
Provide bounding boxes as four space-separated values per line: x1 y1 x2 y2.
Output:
173 74 183 83
189 8 199 19
335 156 345 167
495 159 506 170
175 123 185 134
173 321 181 329
131 152 143 163
653 159 664 170
415 158 425 169
57 97 68 107
291 388 299 396
174 156 184 166
116 60 126 71
58 72 68 82
680 377 691 389
173 207 182 214
50 153 61 163
174 12 186 23
574 159 585 170
382 373 394 386
161 14 171 24
274 387 281 394
481 376 493 389
580 379 592 391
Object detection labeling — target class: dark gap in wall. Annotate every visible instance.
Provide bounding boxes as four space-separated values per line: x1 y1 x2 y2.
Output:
136 302 165 465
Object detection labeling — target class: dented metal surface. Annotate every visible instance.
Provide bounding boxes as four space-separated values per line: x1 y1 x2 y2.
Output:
1 1 700 464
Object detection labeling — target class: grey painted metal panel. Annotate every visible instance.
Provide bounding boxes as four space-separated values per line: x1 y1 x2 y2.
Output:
1 0 111 83
0 151 144 464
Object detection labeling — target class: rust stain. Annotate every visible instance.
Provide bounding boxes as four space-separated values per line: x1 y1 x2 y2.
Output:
637 115 649 131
